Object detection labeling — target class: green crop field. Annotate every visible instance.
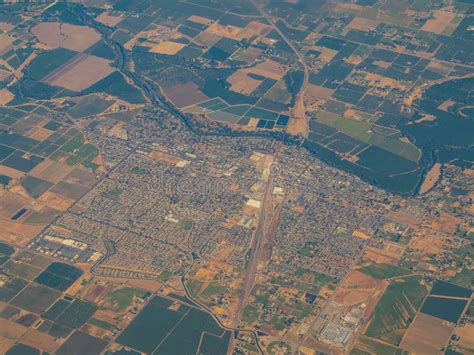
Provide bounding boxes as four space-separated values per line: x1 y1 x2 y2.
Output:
358 263 411 280
351 336 406 355
365 275 428 345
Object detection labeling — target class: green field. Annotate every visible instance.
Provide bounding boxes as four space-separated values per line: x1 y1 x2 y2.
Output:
351 336 406 355
365 275 428 345
117 296 228 354
103 287 147 311
358 263 411 280
201 283 226 298
315 111 420 162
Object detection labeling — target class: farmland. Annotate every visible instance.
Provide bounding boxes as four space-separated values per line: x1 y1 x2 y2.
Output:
0 1 472 354
364 275 428 345
116 295 229 354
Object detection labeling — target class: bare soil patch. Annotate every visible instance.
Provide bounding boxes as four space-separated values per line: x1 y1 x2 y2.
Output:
193 32 221 47
95 12 124 27
50 55 114 91
187 15 213 26
29 160 74 184
248 59 287 80
419 163 441 194
32 22 101 51
150 41 186 55
421 10 456 34
0 34 15 52
21 329 62 353
0 165 24 179
348 17 379 31
0 88 14 105
0 218 45 247
332 271 387 306
228 69 262 95
428 213 461 234
0 22 13 31
37 191 75 211
400 313 452 353
25 126 54 141
165 82 209 108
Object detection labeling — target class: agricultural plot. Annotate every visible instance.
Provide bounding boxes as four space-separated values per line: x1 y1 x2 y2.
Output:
357 263 411 280
34 262 83 292
364 275 428 345
56 330 108 355
11 283 61 313
351 336 405 355
117 295 229 354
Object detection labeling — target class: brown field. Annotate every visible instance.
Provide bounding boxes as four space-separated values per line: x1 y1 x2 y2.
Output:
363 72 407 90
81 323 107 338
0 165 25 179
387 211 422 226
50 55 115 91
0 69 10 81
239 21 272 38
421 10 457 34
193 32 221 47
0 218 45 247
304 84 334 104
0 191 31 219
419 163 441 194
187 15 213 26
0 88 14 105
428 213 461 234
25 126 54 141
0 34 15 52
0 336 15 354
37 191 75 211
83 284 106 303
150 41 186 55
364 242 405 265
234 47 262 62
21 329 61 353
228 69 262 95
0 22 13 31
205 22 243 40
194 267 217 282
165 82 209 108
29 160 74 184
64 168 97 188
0 318 28 343
400 313 453 354
147 150 181 164
427 60 453 75
332 271 387 306
410 232 443 254
456 323 474 351
287 117 307 137
348 17 379 30
95 12 124 27
32 22 101 51
314 46 338 62
248 59 287 80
